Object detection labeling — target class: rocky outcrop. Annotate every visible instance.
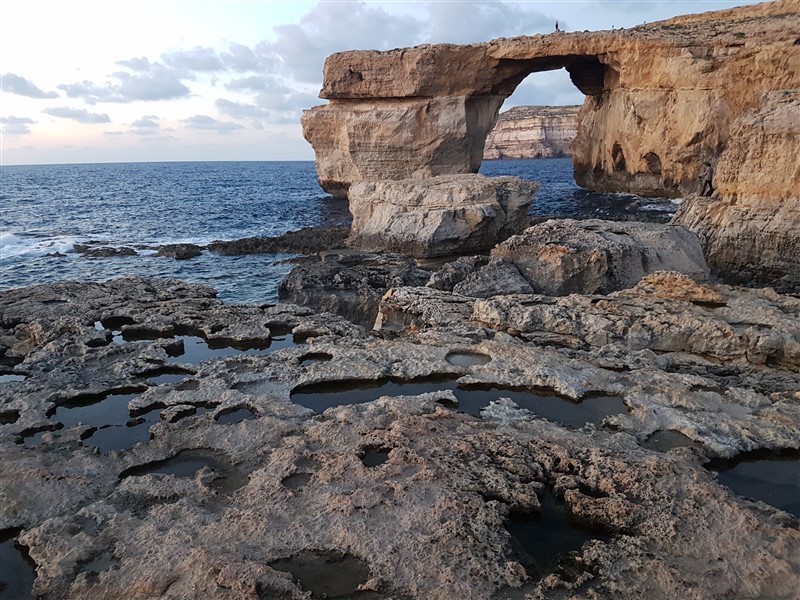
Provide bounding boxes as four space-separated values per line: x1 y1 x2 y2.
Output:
2 276 798 599
347 174 538 258
208 226 351 256
277 251 430 328
490 219 709 295
671 90 800 290
482 105 579 160
302 1 799 283
302 1 798 200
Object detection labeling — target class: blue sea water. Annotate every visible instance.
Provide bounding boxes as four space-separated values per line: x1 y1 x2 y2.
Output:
0 159 678 304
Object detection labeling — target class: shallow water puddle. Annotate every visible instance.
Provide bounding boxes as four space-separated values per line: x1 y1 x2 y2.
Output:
0 410 20 425
641 430 703 452
359 446 390 467
37 389 210 453
707 450 800 517
119 449 248 495
44 389 155 453
94 320 299 363
136 366 196 385
268 550 371 599
291 379 626 428
0 529 36 600
282 472 312 490
215 407 256 425
445 351 491 367
166 334 296 365
506 492 610 581
48 390 145 430
0 373 27 384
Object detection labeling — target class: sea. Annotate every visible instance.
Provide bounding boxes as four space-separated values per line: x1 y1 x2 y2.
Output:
0 159 679 304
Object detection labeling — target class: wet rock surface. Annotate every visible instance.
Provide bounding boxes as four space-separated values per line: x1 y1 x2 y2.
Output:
208 226 351 256
1 275 798 599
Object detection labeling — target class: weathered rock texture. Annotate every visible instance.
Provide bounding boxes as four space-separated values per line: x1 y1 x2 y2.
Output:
482 105 580 160
302 1 798 200
491 219 710 295
672 90 800 290
347 174 539 258
2 276 799 599
302 1 799 284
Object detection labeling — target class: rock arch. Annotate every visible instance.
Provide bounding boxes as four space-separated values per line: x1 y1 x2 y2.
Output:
301 1 799 286
301 47 616 198
302 1 798 202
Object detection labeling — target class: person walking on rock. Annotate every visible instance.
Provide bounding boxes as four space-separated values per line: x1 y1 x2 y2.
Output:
699 161 714 196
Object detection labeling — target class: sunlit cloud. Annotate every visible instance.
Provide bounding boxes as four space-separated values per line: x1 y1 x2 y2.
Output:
2 73 59 99
42 107 111 123
2 116 37 135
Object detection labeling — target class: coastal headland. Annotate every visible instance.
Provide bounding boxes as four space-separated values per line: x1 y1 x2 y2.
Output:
1 1 799 599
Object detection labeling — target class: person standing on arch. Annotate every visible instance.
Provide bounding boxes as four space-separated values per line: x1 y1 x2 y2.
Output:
698 161 715 196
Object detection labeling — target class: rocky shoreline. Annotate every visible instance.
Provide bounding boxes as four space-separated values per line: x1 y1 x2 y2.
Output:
2 227 798 598
3 0 799 596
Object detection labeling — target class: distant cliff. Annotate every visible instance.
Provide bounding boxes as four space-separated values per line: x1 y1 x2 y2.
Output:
482 105 580 160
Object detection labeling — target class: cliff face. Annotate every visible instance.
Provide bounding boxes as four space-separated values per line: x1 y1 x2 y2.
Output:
482 105 579 160
301 0 799 284
303 1 798 199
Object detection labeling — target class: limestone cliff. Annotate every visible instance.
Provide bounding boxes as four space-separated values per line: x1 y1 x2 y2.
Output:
303 0 798 200
483 106 580 160
482 105 579 160
302 0 800 285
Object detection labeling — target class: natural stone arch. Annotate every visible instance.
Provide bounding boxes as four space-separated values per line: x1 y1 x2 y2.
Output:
301 1 800 286
302 48 614 198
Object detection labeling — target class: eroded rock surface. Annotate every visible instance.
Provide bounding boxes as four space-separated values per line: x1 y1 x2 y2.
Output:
302 1 799 284
491 219 709 295
483 105 580 160
347 174 539 258
2 276 798 599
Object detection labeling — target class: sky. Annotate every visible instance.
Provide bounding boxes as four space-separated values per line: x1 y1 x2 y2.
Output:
1 0 761 165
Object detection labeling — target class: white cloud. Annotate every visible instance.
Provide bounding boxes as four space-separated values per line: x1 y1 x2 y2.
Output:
424 1 554 43
215 99 272 120
2 115 37 135
161 47 225 72
131 115 160 128
183 114 244 133
58 67 191 104
42 107 111 123
2 73 59 99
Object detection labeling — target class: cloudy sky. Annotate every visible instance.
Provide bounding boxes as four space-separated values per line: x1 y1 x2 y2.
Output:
2 0 759 165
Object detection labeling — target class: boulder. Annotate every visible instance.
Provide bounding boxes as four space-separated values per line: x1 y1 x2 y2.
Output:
156 243 204 260
347 174 538 258
452 258 534 298
278 251 430 328
491 219 709 295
